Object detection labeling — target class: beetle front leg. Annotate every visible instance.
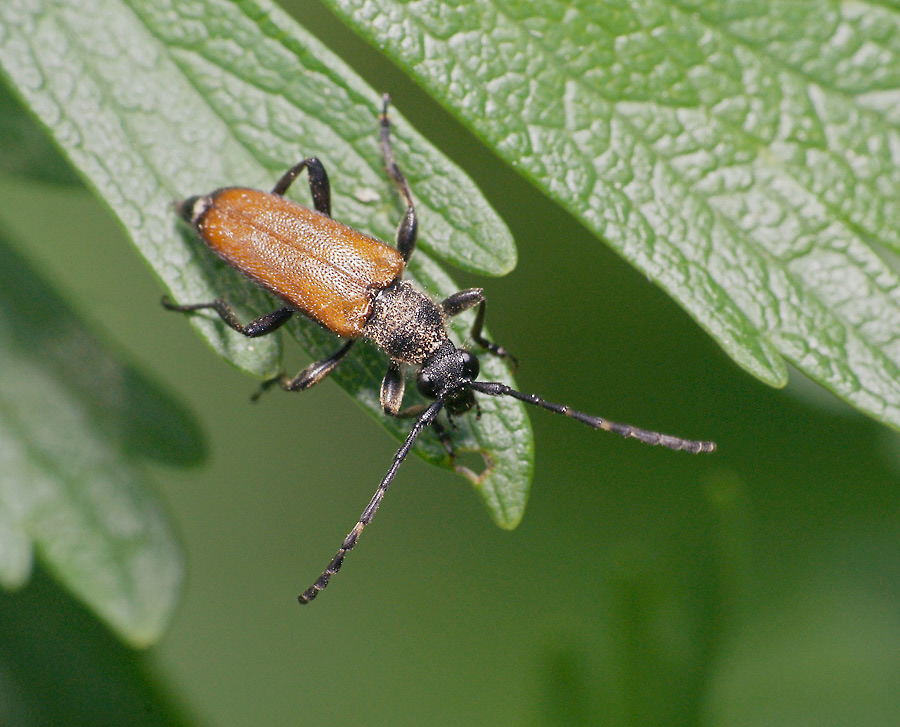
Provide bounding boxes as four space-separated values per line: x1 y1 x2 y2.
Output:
381 373 456 459
440 289 517 367
271 157 332 217
380 361 406 415
162 296 294 337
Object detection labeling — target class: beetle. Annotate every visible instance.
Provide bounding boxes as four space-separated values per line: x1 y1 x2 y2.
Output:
164 95 716 604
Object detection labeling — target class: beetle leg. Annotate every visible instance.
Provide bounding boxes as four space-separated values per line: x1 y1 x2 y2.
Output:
440 290 518 369
440 288 483 316
255 340 356 400
427 417 456 459
379 95 418 264
271 157 331 217
380 361 406 415
382 366 456 458
468 298 518 369
162 296 294 337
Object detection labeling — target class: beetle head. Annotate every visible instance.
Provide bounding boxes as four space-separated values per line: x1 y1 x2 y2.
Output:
417 341 480 414
178 194 213 227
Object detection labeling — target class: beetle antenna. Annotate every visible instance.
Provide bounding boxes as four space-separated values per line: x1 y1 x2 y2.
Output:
469 381 716 454
298 397 446 604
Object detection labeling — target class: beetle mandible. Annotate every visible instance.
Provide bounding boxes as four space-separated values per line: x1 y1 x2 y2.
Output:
164 95 716 604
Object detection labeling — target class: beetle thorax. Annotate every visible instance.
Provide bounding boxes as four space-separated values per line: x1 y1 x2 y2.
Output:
363 280 448 364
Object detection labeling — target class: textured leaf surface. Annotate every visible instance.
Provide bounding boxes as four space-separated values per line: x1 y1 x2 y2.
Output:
325 0 900 429
0 0 530 528
0 236 192 647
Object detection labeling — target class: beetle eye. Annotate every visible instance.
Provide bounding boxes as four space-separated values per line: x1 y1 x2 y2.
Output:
459 350 479 380
416 368 440 399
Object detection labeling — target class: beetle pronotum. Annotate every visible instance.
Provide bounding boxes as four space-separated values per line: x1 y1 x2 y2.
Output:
165 95 716 604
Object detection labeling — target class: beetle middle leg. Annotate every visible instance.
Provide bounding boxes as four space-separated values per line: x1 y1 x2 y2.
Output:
379 95 418 264
255 339 357 399
440 289 518 368
162 296 294 337
272 157 332 217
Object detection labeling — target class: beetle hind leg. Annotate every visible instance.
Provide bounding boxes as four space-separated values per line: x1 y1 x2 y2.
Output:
272 157 332 217
379 95 418 264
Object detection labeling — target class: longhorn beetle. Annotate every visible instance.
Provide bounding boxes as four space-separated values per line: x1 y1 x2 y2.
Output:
165 95 716 604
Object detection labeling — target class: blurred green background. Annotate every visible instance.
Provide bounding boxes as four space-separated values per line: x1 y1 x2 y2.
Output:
2 2 900 725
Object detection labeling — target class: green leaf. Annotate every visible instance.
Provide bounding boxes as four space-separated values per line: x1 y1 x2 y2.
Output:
0 82 80 186
324 0 900 430
0 233 193 647
0 0 530 528
0 570 191 726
